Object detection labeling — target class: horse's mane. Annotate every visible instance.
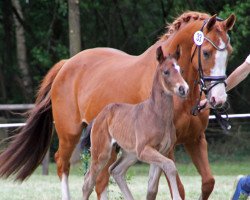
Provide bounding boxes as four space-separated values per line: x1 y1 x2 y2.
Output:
160 11 211 41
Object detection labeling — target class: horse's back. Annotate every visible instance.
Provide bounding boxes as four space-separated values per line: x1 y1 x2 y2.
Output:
51 47 152 124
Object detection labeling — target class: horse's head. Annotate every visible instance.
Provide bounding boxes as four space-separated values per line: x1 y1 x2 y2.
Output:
191 14 236 108
156 46 189 98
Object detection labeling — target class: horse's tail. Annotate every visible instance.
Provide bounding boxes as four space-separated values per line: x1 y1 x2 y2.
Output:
0 59 67 181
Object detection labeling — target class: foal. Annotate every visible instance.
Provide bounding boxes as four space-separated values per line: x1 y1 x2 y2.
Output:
82 46 189 200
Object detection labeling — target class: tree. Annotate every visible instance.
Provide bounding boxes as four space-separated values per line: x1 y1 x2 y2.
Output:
68 0 82 163
12 0 33 102
1 0 13 103
68 0 81 56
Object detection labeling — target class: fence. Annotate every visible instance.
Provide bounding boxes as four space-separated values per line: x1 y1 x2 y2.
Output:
0 104 250 175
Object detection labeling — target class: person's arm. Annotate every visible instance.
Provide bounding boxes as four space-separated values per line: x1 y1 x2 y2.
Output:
226 55 250 91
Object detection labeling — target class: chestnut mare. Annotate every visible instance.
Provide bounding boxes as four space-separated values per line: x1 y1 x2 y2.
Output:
0 11 235 200
83 46 188 200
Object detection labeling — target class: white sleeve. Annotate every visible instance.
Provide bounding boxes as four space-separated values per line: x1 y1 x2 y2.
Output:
246 54 250 64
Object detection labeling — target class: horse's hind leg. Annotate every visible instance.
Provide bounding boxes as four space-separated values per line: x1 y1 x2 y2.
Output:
54 119 84 200
109 151 137 200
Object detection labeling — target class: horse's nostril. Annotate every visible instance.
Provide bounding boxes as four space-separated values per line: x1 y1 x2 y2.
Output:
179 86 185 96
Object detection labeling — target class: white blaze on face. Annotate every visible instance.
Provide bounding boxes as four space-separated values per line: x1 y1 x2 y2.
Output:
210 38 228 105
173 62 189 96
174 63 181 73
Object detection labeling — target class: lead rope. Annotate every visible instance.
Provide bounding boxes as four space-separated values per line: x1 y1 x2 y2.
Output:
211 102 231 133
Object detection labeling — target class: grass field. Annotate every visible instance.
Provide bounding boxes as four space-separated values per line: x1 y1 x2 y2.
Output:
1 160 250 200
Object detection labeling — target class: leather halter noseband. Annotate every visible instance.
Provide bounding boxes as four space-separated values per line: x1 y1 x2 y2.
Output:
190 17 231 131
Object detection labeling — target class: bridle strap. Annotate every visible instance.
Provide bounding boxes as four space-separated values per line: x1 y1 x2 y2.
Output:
190 17 231 131
204 35 230 51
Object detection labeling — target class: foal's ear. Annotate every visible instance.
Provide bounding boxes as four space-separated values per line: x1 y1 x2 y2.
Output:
156 46 165 64
173 45 181 61
206 14 217 32
223 14 236 31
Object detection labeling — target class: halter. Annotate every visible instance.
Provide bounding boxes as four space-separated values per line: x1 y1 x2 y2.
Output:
190 17 231 131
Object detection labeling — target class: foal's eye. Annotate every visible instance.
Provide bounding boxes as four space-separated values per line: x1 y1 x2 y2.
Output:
163 70 170 75
203 50 210 59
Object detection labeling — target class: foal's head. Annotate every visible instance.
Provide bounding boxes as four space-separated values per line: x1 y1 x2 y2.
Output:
156 46 189 98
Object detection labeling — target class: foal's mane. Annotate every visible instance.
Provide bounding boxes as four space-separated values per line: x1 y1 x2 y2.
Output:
160 11 211 41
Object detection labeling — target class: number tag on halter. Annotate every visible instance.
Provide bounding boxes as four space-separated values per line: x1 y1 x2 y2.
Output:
193 31 204 46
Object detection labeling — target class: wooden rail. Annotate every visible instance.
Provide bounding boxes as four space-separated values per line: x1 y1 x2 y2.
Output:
0 104 34 110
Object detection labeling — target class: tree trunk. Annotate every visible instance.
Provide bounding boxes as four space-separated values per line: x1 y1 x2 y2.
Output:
68 0 82 163
12 0 33 102
1 0 13 102
68 0 81 57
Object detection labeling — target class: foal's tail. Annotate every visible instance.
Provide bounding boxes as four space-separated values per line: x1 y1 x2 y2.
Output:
0 59 67 181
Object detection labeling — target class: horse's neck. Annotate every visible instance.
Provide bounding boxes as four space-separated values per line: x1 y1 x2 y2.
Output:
138 42 161 67
148 71 174 120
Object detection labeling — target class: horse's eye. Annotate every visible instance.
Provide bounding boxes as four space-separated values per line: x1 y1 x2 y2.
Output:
203 50 210 59
163 70 170 76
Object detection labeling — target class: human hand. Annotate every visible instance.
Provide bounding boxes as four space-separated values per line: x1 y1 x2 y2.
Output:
199 99 211 112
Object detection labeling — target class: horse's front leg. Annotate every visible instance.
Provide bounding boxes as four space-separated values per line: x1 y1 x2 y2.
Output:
184 133 215 200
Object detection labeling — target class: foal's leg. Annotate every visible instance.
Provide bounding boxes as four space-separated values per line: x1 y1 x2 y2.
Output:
184 133 214 200
82 119 113 200
147 149 184 200
164 149 185 200
83 152 111 200
138 146 182 200
109 152 137 200
95 148 118 200
146 164 162 200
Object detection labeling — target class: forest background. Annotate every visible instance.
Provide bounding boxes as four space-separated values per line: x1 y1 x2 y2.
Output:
0 0 249 112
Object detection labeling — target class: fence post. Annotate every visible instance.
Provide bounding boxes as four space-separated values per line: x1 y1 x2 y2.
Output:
42 149 50 175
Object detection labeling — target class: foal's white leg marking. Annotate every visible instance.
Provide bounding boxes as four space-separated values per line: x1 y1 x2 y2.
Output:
100 186 108 200
210 38 228 104
61 173 70 200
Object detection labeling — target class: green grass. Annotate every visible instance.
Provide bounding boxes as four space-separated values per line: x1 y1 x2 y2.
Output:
0 160 250 200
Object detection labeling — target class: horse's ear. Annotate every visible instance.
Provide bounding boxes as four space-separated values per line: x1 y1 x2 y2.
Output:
173 45 181 61
206 14 217 32
223 14 236 31
156 46 165 64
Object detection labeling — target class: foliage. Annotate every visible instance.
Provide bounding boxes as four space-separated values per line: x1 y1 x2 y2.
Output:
80 148 91 175
0 0 249 108
219 0 250 113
